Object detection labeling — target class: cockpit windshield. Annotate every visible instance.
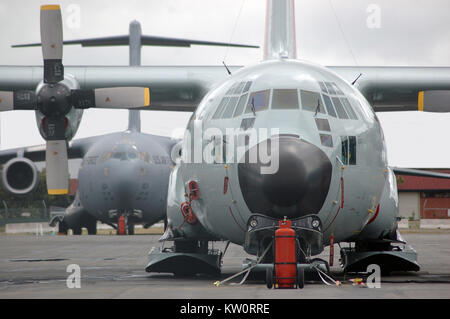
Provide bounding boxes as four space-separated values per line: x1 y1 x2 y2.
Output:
110 144 139 161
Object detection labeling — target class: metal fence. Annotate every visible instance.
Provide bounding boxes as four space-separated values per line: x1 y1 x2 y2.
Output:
0 200 49 227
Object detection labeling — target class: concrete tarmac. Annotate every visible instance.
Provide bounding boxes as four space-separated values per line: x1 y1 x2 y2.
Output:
0 233 449 299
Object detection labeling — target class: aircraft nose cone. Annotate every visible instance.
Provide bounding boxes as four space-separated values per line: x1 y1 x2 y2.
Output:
238 135 332 218
112 167 139 208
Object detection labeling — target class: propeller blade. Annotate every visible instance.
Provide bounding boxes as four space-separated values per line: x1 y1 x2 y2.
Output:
40 4 64 83
418 90 450 112
71 87 150 109
0 91 13 111
0 91 37 111
44 116 67 140
46 140 69 195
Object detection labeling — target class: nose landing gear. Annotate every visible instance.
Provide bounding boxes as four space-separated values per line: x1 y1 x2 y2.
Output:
244 214 324 289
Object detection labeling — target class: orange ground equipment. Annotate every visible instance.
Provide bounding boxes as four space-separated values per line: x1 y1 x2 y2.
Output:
273 218 300 289
118 215 126 235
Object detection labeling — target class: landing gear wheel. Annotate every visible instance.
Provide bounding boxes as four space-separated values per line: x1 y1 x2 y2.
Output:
73 226 82 235
297 267 304 289
58 221 68 235
87 222 97 235
128 223 135 235
265 268 273 289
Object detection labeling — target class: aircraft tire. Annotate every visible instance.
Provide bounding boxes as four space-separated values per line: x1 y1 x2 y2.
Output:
128 223 135 235
297 268 304 289
58 221 68 235
73 226 82 235
266 268 273 289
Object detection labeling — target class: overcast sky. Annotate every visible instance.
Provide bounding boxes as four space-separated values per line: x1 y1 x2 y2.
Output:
1 0 450 169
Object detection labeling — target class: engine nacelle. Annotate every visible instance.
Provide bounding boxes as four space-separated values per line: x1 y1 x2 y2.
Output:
35 74 83 142
1 157 39 195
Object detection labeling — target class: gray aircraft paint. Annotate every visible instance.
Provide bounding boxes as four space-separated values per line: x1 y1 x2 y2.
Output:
77 130 174 226
167 58 390 247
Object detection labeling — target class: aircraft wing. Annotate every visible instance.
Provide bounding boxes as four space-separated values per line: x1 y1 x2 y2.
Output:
329 66 450 112
0 65 238 112
3 65 450 113
392 167 450 180
0 134 103 163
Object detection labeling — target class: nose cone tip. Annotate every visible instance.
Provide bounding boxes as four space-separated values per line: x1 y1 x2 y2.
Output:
238 136 332 218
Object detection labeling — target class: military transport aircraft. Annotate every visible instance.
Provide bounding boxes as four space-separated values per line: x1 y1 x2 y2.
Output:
0 8 257 234
1 1 450 287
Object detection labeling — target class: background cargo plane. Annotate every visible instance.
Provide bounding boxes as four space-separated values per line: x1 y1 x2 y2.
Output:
0 7 257 234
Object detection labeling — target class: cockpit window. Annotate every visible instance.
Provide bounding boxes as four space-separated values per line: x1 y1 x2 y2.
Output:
243 81 252 93
234 82 246 95
226 83 238 95
324 82 336 95
332 97 349 119
322 94 337 118
233 93 248 117
340 97 358 120
332 83 344 95
319 82 328 94
272 89 299 109
112 151 138 161
212 97 230 119
300 90 325 113
245 90 270 114
222 96 239 118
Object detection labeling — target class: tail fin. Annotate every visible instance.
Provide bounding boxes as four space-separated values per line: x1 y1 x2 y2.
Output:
128 21 142 132
128 110 141 132
264 0 297 60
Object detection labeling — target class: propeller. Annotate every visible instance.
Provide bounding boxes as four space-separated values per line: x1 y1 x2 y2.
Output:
0 5 150 195
418 90 450 113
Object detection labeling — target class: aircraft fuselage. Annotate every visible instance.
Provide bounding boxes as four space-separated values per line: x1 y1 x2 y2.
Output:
167 59 398 252
77 131 174 226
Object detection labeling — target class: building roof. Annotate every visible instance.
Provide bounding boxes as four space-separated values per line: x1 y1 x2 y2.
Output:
396 169 450 191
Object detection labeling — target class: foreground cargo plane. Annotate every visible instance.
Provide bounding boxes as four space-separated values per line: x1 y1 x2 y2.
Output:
0 7 257 234
143 0 450 284
1 2 450 285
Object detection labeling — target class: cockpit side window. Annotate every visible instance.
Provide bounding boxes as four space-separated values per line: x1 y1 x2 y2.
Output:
319 82 328 94
243 81 252 93
226 83 239 95
332 97 349 119
272 89 299 109
234 82 246 95
212 97 230 119
340 97 358 120
233 93 249 117
300 90 325 113
245 90 270 114
222 96 239 118
320 81 358 120
322 94 337 118
324 82 336 95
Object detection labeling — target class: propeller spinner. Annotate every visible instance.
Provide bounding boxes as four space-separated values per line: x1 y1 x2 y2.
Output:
0 5 150 195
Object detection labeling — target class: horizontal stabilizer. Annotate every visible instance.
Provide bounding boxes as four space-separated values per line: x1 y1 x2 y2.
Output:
13 35 259 49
